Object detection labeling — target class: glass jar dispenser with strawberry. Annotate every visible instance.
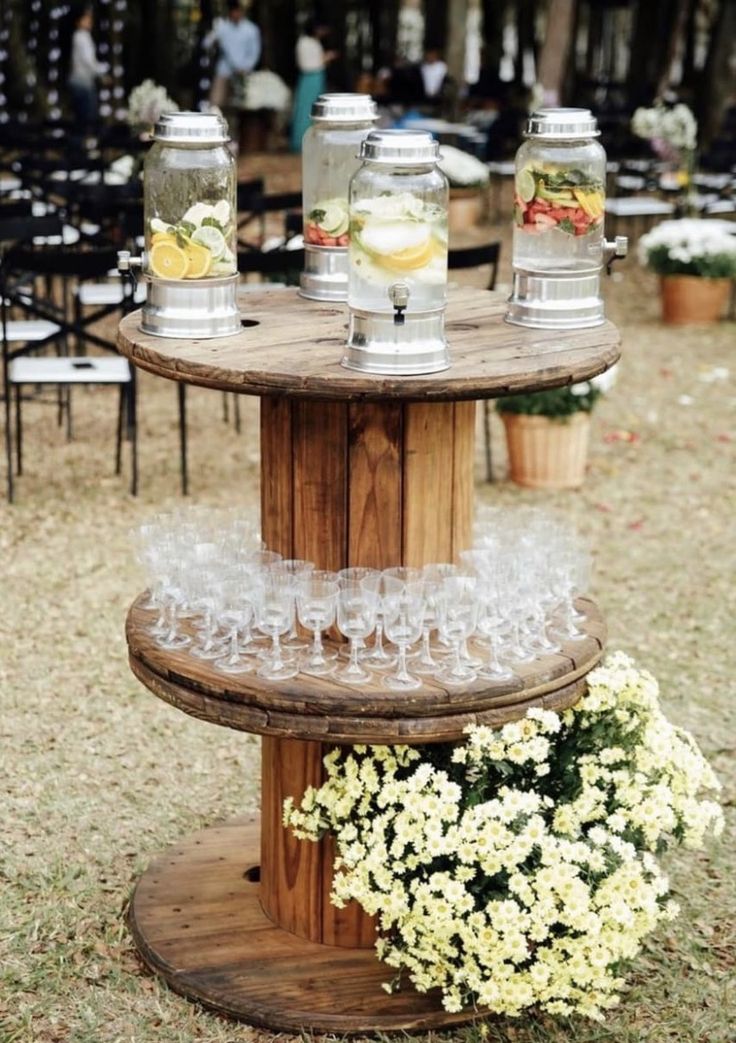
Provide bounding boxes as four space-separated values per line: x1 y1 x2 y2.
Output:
300 94 378 302
506 108 627 329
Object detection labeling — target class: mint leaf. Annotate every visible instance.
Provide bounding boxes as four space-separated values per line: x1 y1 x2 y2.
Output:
559 217 575 234
308 208 326 222
202 216 226 234
177 220 196 237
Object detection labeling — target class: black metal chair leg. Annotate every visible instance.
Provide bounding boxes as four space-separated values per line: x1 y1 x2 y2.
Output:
129 371 138 497
115 384 124 475
222 391 229 423
65 387 73 441
234 394 241 434
4 372 13 504
482 400 493 483
14 385 22 475
178 383 188 496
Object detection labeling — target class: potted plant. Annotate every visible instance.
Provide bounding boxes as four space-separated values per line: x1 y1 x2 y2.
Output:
638 219 736 324
631 99 698 209
437 145 490 233
496 375 609 489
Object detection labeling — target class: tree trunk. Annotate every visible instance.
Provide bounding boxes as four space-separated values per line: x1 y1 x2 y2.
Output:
656 0 692 95
424 0 446 48
369 0 400 70
481 0 509 80
626 0 680 107
537 0 576 105
514 0 536 86
697 0 736 149
446 0 470 84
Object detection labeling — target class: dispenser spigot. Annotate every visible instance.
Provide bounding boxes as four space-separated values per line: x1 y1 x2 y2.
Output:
603 235 628 275
117 250 143 304
389 281 410 325
117 250 143 272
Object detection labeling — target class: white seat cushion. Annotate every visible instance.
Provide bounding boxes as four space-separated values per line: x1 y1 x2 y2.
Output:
9 356 131 385
605 197 674 217
3 320 61 342
77 281 146 306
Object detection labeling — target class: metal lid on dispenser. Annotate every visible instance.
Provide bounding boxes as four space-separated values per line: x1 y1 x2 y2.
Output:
359 129 440 165
153 111 229 145
525 108 600 140
310 93 378 123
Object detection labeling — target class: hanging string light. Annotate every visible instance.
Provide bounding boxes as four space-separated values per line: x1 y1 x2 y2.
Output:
0 0 12 124
47 5 70 123
22 0 43 120
111 0 127 121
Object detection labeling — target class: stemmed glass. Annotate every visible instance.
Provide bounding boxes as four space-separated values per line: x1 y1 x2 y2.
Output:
335 583 378 685
155 560 191 650
214 577 260 674
256 572 298 681
475 583 514 682
273 559 314 652
359 572 402 666
412 574 444 675
434 577 479 686
297 575 339 676
382 582 425 690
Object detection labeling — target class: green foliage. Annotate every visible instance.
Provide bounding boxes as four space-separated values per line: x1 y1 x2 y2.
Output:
496 383 601 419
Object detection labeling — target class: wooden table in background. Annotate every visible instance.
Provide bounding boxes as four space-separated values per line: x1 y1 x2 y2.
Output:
117 287 620 1033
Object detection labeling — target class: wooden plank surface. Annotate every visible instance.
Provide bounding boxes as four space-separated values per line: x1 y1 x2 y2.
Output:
116 288 621 403
129 815 487 1033
260 397 293 556
347 402 403 569
402 402 455 566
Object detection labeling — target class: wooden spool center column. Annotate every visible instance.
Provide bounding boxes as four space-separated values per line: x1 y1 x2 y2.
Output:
259 397 476 946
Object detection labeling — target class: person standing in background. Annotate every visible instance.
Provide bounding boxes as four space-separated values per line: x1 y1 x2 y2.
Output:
207 0 261 111
289 21 337 153
67 4 106 131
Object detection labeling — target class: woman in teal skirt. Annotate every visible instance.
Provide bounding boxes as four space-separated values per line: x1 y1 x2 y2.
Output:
290 22 336 152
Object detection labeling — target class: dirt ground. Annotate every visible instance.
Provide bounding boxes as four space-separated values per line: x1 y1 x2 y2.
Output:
1 154 734 1043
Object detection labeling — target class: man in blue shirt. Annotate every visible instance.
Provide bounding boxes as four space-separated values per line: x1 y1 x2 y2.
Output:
207 0 262 111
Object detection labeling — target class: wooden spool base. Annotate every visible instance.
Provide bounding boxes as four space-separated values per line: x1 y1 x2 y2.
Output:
129 815 482 1034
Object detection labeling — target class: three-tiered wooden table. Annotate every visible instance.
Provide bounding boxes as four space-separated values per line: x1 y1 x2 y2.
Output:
117 287 620 1033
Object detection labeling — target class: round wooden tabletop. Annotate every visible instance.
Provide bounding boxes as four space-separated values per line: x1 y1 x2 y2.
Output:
126 594 606 744
117 287 621 403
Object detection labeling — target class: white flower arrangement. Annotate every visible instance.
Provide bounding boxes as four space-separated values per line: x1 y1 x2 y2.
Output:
126 79 179 130
241 70 291 112
631 102 697 153
638 219 736 278
438 145 490 190
285 653 722 1019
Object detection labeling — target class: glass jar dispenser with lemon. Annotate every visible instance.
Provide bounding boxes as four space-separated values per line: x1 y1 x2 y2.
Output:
120 111 241 339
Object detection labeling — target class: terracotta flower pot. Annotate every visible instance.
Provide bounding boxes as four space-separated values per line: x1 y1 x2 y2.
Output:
501 412 590 490
448 188 485 233
659 274 731 325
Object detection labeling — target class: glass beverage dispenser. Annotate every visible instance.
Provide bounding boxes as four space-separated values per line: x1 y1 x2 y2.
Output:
342 130 450 375
300 93 378 301
119 111 239 338
506 108 627 329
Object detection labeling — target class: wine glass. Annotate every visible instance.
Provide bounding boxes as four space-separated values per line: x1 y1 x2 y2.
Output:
475 583 514 682
359 572 403 666
433 577 479 686
213 576 259 675
272 558 314 651
382 582 425 690
256 572 298 681
297 575 339 676
411 575 445 675
335 584 378 685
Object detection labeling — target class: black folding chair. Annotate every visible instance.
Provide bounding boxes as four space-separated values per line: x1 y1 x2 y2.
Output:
1 214 137 501
448 241 501 482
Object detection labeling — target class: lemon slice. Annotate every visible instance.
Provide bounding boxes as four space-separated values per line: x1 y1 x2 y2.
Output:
383 240 433 271
149 240 190 280
151 231 176 247
516 167 536 203
191 225 226 260
184 240 213 279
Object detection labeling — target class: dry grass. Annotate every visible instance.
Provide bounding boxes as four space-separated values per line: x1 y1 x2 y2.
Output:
1 158 734 1042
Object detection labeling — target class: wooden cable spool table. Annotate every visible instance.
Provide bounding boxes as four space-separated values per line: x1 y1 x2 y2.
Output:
117 287 620 1034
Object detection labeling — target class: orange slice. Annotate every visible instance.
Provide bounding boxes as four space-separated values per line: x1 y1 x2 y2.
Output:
149 240 189 280
184 240 212 279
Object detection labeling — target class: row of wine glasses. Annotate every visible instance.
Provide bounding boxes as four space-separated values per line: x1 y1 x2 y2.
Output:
132 507 593 690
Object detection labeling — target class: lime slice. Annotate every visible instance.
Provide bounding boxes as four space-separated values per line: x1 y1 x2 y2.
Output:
213 200 231 226
319 202 348 234
191 225 226 260
516 168 536 203
183 202 215 227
